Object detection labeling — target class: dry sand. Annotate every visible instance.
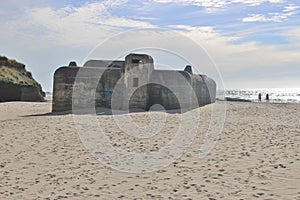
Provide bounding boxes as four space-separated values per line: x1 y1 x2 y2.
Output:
0 100 299 199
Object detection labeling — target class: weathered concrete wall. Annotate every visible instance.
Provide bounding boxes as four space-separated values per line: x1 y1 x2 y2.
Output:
53 66 122 112
84 60 124 69
95 69 121 108
52 66 79 112
124 54 154 110
148 84 180 110
149 70 194 110
192 74 216 106
202 75 216 104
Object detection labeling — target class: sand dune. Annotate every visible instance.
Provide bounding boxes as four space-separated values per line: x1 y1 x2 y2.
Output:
0 101 299 199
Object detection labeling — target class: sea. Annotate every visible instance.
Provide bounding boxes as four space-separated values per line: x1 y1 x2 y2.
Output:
217 88 300 103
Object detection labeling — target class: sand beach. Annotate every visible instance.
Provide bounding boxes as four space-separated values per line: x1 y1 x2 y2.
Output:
0 100 299 199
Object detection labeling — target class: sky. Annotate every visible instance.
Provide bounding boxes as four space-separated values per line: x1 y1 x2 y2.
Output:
0 0 299 91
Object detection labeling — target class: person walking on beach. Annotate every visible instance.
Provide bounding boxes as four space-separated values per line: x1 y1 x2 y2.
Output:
258 93 262 102
266 93 269 102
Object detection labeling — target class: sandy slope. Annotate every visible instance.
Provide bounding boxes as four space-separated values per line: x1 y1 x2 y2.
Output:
0 101 299 199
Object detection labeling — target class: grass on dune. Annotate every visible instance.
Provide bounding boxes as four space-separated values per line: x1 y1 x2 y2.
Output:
0 66 37 86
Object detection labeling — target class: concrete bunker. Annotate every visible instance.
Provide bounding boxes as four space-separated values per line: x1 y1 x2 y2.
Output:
52 53 216 112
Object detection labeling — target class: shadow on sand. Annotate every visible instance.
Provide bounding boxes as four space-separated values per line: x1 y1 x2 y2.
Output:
21 107 185 118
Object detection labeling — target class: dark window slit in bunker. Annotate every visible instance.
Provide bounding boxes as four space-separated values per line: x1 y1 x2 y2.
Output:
132 59 142 64
133 78 139 87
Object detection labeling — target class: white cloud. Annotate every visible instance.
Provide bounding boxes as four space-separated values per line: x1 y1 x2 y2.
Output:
168 25 216 34
284 27 300 47
233 0 284 6
103 0 129 7
152 0 228 13
243 14 269 22
243 4 298 22
100 24 299 89
283 4 299 12
152 0 285 12
165 24 300 73
1 1 156 47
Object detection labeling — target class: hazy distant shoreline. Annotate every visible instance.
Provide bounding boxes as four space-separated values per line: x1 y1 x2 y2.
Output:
217 88 300 103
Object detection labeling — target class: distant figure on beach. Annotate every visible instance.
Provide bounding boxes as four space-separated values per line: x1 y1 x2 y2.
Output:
258 93 262 102
266 93 269 101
